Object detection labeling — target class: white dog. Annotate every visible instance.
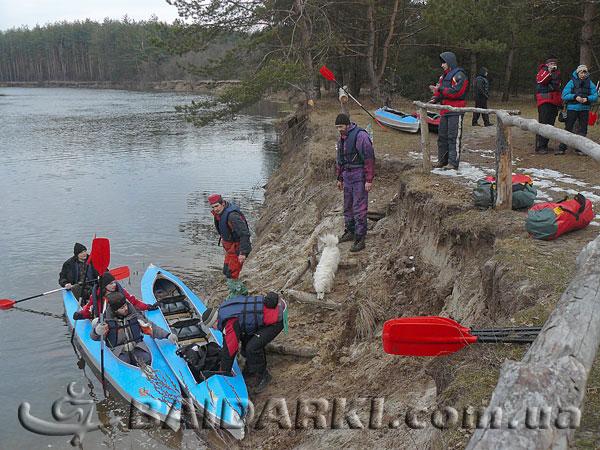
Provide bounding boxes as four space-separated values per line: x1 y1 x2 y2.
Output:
313 234 340 299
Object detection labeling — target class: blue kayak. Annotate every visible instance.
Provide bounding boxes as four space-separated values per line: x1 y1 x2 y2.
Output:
64 290 182 430
141 265 248 439
374 106 440 133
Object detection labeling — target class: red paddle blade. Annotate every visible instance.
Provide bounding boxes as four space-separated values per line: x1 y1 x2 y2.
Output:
90 238 110 275
109 266 130 281
382 317 477 356
0 299 15 309
589 112 597 126
319 66 336 81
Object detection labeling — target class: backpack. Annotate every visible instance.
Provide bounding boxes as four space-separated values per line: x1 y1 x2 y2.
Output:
473 174 537 210
176 342 223 383
525 194 594 240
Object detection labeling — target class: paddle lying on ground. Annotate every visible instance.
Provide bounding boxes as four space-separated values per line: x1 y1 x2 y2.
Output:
382 316 541 356
319 66 388 132
0 265 130 310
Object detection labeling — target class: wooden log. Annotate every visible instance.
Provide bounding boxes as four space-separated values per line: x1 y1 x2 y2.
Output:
282 260 311 291
413 100 521 116
338 258 359 270
367 211 386 221
419 106 431 172
494 120 513 210
466 235 600 449
265 342 318 358
285 289 342 310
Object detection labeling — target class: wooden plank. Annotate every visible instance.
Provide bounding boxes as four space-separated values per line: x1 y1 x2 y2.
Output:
285 289 342 310
419 106 431 172
467 235 600 449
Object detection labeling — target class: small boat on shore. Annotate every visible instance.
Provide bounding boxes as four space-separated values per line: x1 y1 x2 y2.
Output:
141 265 248 439
374 106 440 133
64 290 182 430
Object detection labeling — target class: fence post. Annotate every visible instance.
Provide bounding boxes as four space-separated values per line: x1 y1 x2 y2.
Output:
419 107 431 172
494 117 513 210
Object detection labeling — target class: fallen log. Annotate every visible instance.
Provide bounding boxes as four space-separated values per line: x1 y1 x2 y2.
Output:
285 289 342 310
282 260 311 291
265 342 318 358
466 234 600 449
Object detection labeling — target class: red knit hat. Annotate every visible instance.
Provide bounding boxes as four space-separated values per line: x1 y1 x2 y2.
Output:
208 194 222 204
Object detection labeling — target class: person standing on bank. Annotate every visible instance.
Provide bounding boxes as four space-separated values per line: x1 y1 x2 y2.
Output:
209 194 252 299
429 51 469 170
556 64 598 156
472 67 493 127
335 113 375 253
59 242 95 305
202 292 286 394
535 54 562 154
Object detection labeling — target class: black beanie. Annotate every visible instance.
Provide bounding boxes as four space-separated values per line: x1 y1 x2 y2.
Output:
74 242 87 256
101 271 115 286
264 292 279 309
546 54 558 63
202 307 217 328
335 113 351 125
107 291 126 311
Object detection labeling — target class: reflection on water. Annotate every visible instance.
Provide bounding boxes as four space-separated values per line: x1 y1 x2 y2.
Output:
0 87 281 448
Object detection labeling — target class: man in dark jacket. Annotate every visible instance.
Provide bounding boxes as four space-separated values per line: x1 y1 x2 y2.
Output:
59 242 94 305
472 67 492 127
429 51 469 170
209 194 252 300
535 54 562 154
202 292 287 394
335 113 375 252
90 291 177 366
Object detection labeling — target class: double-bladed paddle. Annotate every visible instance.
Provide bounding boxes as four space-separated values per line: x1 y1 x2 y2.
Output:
0 265 130 310
382 316 541 357
319 66 387 132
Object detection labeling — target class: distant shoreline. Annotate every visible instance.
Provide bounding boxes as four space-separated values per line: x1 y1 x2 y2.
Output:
0 79 241 92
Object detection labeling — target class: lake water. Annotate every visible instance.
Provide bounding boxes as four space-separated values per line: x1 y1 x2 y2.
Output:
0 87 282 449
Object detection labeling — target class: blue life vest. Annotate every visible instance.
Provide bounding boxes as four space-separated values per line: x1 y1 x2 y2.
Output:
441 67 467 100
215 203 248 243
217 296 265 334
536 66 560 94
337 126 367 169
105 316 143 348
569 76 592 103
91 283 125 318
475 75 489 96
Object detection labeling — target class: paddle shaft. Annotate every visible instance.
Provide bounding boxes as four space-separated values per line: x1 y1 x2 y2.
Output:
13 287 67 304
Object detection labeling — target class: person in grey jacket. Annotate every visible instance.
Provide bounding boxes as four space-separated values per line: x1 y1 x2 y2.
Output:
91 292 178 366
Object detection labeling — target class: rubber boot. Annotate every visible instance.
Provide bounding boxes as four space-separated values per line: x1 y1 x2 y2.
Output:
254 369 273 394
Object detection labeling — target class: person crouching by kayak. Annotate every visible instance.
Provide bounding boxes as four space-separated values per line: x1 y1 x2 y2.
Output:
90 292 178 366
202 292 287 394
73 271 159 321
208 194 252 300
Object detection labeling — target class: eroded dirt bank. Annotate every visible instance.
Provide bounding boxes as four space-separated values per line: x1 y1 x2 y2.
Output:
208 97 599 449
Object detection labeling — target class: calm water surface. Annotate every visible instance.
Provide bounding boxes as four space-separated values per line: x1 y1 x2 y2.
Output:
0 87 282 449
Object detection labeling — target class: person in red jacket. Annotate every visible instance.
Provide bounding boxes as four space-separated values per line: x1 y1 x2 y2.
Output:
535 54 562 154
429 51 469 170
72 271 158 320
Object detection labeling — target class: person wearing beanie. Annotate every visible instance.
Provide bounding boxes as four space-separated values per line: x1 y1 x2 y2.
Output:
203 292 287 394
335 111 375 253
208 194 252 299
59 242 95 304
74 270 159 320
429 51 468 170
90 291 177 366
556 64 598 156
472 67 492 127
535 54 562 154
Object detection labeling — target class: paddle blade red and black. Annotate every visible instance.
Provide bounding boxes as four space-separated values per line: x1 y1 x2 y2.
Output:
89 238 110 275
319 66 336 82
382 317 477 356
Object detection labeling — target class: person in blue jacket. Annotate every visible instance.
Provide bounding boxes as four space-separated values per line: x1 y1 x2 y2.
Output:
557 64 598 155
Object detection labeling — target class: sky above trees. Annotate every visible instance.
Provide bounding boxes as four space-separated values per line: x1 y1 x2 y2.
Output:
0 0 180 31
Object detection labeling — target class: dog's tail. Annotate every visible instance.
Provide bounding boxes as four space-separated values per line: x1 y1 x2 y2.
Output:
320 233 339 247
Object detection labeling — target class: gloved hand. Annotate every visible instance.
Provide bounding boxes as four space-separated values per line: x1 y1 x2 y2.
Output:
147 302 160 311
94 322 107 336
73 311 85 320
91 317 99 328
168 333 178 345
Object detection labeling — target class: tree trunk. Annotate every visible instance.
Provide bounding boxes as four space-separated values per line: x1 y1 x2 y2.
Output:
470 51 478 100
293 0 316 104
502 30 516 102
365 0 380 103
579 3 594 66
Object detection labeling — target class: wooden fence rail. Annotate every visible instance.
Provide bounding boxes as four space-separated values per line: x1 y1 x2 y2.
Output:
413 101 600 209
